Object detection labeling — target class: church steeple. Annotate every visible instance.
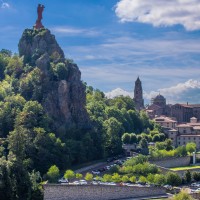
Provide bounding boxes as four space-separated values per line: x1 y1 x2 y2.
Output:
134 77 144 110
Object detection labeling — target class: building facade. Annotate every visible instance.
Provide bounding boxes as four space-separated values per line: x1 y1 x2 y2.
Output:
154 116 200 149
146 94 200 123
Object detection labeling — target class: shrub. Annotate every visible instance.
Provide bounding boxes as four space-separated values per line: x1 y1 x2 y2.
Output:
129 176 136 183
64 169 75 181
166 172 182 186
47 165 60 183
85 173 93 181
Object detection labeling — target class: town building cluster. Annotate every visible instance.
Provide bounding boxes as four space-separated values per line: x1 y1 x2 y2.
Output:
133 77 200 149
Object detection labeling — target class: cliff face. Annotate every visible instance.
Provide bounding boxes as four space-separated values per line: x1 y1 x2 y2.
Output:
18 28 90 132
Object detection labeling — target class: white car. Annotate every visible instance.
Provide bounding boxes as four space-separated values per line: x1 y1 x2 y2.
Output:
92 181 99 185
58 177 68 183
195 188 200 192
105 166 111 170
72 181 80 185
92 170 100 175
79 180 87 185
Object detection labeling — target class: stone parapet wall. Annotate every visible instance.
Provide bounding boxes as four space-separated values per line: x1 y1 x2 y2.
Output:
173 168 200 176
44 185 166 200
191 192 200 200
149 156 190 168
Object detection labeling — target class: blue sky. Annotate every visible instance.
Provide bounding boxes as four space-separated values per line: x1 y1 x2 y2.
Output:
1 0 200 104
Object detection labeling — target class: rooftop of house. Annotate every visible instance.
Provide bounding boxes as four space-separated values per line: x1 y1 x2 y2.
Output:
154 116 177 123
178 134 200 137
176 124 192 128
173 103 200 108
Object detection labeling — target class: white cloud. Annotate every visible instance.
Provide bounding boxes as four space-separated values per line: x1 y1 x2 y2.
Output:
1 1 10 9
105 79 200 104
159 79 200 95
145 79 200 103
69 36 200 65
115 0 200 31
51 26 100 37
105 88 134 99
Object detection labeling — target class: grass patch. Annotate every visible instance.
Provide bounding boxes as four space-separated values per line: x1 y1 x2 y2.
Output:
170 165 200 171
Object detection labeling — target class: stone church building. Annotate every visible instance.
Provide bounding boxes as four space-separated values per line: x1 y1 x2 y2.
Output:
133 77 200 123
133 77 144 110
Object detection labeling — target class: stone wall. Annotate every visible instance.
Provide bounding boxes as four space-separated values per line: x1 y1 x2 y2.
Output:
44 185 166 200
173 168 200 176
191 192 200 200
150 156 191 168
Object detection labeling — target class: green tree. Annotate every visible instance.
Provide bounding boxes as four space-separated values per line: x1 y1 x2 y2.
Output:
130 133 137 144
172 190 194 200
129 176 136 183
19 68 43 101
85 173 93 181
186 142 196 154
152 134 161 142
192 172 200 181
139 176 147 183
102 174 112 182
184 170 191 183
64 170 75 181
147 174 155 183
121 175 129 183
139 138 149 155
47 165 60 183
121 133 130 144
5 55 23 78
8 127 29 162
112 173 121 183
175 146 187 157
104 117 123 156
154 174 166 186
139 138 148 149
76 173 83 179
51 62 69 80
15 101 49 131
166 172 182 186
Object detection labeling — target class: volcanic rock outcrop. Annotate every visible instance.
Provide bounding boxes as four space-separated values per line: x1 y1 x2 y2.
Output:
18 28 90 133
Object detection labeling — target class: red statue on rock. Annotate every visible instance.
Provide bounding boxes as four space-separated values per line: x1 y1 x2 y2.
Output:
34 4 45 29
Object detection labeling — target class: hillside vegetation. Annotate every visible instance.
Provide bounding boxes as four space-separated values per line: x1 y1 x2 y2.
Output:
0 29 161 199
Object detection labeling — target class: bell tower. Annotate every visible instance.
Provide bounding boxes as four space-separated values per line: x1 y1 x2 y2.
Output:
134 77 144 110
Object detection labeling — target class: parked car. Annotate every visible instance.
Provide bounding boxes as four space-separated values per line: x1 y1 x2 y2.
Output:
105 166 111 170
191 183 200 187
72 181 80 185
98 168 106 172
163 185 173 190
195 188 200 192
58 177 68 183
79 180 87 185
92 181 99 185
92 170 100 175
107 158 114 162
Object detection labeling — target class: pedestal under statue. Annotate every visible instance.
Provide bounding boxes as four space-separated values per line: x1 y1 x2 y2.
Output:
34 4 45 29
